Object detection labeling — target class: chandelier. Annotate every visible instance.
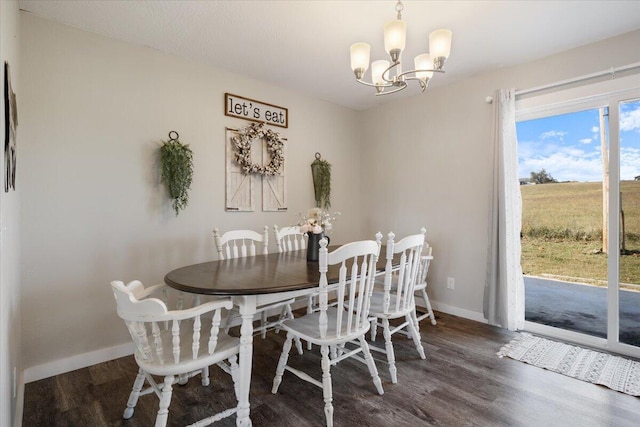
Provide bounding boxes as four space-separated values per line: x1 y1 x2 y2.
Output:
349 1 452 96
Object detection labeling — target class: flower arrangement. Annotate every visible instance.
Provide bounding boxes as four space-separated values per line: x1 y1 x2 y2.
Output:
297 208 341 234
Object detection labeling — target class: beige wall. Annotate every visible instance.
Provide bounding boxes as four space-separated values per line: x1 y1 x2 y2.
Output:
19 13 364 375
360 29 640 317
0 1 22 425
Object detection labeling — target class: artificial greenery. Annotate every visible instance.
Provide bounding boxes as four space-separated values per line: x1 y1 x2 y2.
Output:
311 157 332 209
160 137 194 215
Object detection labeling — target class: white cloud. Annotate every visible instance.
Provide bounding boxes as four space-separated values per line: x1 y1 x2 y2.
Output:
620 108 640 132
540 130 567 140
519 151 601 182
620 147 640 180
518 104 640 182
518 141 640 182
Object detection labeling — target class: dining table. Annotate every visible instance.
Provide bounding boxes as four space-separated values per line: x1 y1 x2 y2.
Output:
164 246 390 426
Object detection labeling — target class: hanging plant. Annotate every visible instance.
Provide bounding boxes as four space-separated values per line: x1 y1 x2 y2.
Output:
160 131 193 215
311 153 331 209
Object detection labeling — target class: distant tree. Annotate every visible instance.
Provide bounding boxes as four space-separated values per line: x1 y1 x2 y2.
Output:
530 169 558 184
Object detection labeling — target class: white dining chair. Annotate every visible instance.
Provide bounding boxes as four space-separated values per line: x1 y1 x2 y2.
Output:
273 224 316 344
213 227 269 260
214 227 301 352
274 224 307 253
111 280 240 427
271 234 384 427
414 244 437 326
368 229 427 384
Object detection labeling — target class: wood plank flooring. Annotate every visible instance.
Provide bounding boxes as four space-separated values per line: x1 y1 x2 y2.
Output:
22 312 640 426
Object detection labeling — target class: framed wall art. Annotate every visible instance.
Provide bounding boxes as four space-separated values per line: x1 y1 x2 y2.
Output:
4 61 17 192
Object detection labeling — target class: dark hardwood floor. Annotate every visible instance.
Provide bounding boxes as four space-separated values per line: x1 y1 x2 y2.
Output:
23 312 640 426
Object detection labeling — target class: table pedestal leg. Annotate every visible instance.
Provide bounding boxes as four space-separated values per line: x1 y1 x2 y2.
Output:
236 300 254 427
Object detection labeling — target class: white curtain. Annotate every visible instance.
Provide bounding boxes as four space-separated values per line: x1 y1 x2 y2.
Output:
484 88 525 331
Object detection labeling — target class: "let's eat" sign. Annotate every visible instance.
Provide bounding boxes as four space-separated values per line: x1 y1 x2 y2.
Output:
225 93 288 128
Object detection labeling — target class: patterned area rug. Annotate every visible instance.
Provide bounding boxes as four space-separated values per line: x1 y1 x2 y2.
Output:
498 333 640 397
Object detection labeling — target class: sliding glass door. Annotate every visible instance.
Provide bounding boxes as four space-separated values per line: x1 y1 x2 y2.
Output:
517 74 640 358
613 98 640 350
517 107 609 340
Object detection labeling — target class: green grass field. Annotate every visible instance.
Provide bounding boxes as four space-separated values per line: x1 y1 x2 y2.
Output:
521 181 640 290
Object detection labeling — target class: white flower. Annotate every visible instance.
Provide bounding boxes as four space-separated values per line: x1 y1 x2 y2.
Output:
296 208 340 235
307 207 322 221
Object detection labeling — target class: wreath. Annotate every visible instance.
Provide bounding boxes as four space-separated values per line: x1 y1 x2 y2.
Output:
232 122 284 176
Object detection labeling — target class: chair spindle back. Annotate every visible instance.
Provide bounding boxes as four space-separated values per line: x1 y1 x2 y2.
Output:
317 233 382 339
382 228 426 315
213 226 269 260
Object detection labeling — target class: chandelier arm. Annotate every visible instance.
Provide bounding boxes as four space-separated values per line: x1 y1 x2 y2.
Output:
374 81 408 96
395 68 445 80
403 76 428 92
381 62 401 84
355 78 395 89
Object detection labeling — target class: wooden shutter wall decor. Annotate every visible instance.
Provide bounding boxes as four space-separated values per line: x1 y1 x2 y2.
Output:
225 127 287 212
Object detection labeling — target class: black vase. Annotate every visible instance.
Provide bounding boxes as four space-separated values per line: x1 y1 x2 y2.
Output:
307 232 330 262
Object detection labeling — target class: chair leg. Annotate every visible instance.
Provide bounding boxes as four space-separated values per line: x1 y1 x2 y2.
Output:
382 318 397 384
307 295 314 315
411 308 420 333
275 304 293 334
422 288 437 325
177 373 188 385
358 336 384 395
285 303 294 320
306 296 314 350
272 332 294 394
223 314 231 335
155 375 174 427
336 343 346 357
411 307 421 336
406 314 426 359
415 289 437 326
320 344 334 427
201 366 210 386
261 311 267 339
294 336 304 355
229 355 240 403
330 345 337 360
123 368 146 419
370 318 378 341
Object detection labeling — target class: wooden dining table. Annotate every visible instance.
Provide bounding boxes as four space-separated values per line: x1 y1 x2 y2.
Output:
164 247 389 426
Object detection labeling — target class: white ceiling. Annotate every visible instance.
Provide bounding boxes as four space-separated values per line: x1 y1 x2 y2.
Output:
18 0 640 111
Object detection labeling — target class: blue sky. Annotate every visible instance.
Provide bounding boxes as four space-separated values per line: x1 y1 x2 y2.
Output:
517 100 640 182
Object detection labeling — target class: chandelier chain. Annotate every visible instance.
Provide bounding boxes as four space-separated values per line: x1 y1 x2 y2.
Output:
395 1 403 19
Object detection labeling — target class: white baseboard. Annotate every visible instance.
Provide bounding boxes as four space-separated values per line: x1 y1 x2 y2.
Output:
424 300 487 324
24 342 134 383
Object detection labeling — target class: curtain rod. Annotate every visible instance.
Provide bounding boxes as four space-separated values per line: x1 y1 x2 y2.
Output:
515 61 640 97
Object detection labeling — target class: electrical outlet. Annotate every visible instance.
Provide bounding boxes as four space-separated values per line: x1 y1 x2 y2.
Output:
447 277 455 290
